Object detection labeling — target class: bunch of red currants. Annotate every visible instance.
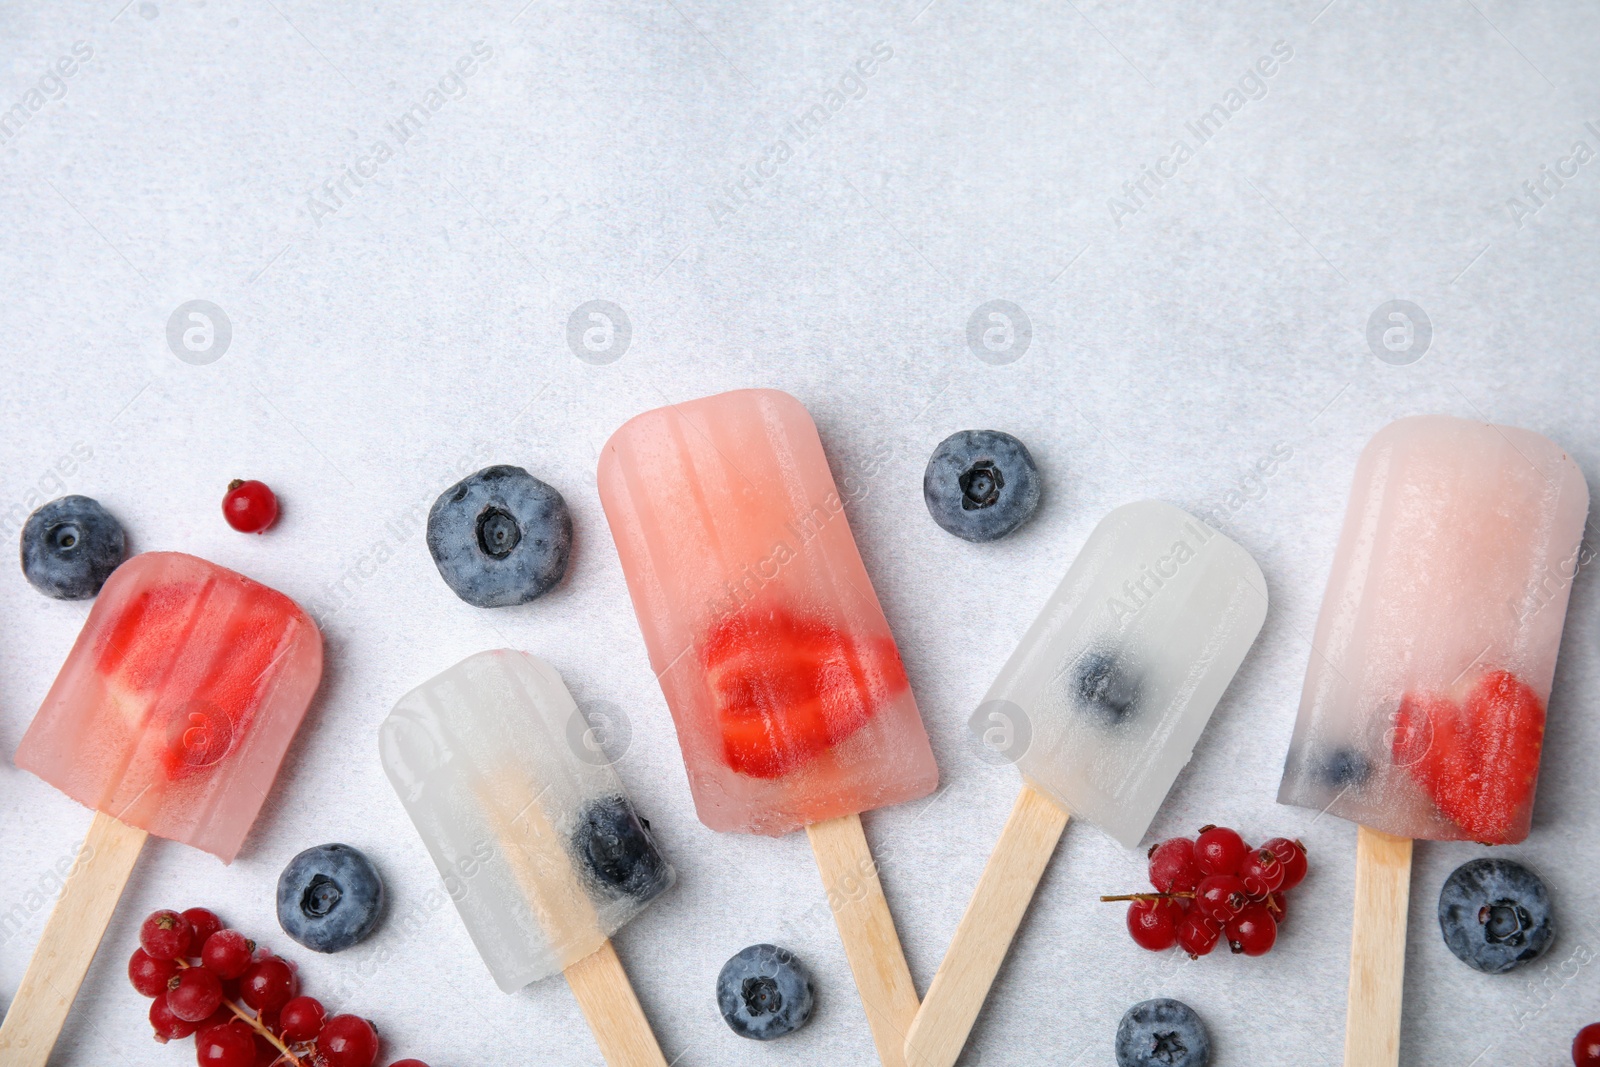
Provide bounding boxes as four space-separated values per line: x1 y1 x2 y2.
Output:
129 907 423 1067
1107 826 1309 958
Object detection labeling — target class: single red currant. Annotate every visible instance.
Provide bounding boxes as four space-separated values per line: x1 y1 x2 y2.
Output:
1573 1022 1600 1067
1194 826 1248 877
149 993 199 1042
222 480 279 534
385 1062 431 1067
167 966 224 1022
1238 847 1286 898
1193 875 1250 923
1126 898 1184 951
1260 837 1308 891
279 996 328 1042
198 1003 236 1031
253 1034 280 1067
1225 903 1278 956
1265 891 1289 925
1147 837 1202 893
318 1015 380 1067
239 957 296 1013
129 948 179 997
1176 910 1221 957
202 930 255 980
183 908 224 946
139 910 194 961
195 1020 256 1067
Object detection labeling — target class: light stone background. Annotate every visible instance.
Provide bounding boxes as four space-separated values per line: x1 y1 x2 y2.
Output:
2 1 1598 1064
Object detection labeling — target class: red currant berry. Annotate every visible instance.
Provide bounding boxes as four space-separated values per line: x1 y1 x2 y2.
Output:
129 948 179 998
1238 847 1286 898
1574 1022 1600 1067
253 1035 280 1067
183 908 224 946
239 957 296 1013
149 993 199 1042
1265 891 1289 925
1261 837 1308 891
1147 837 1202 893
1126 898 1184 951
139 910 194 961
1194 826 1248 877
386 1061 431 1067
279 996 327 1042
1176 910 1221 957
198 1003 236 1031
318 1015 380 1067
1225 903 1278 956
223 480 278 533
1193 875 1250 923
167 966 224 1023
202 930 255 980
195 1020 256 1067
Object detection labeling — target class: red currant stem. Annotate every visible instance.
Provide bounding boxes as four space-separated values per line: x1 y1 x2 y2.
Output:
227 478 244 491
1099 891 1196 903
174 960 305 1067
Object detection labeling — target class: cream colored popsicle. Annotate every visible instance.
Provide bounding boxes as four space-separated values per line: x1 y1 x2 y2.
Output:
905 502 1267 1067
381 650 672 1067
1276 415 1588 1066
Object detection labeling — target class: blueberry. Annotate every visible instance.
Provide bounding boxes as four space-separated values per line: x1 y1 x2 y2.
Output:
276 844 385 953
426 465 572 608
20 495 126 600
1115 998 1210 1067
923 430 1041 542
572 796 672 903
1438 858 1554 974
1074 651 1140 726
1317 746 1372 789
716 944 814 1040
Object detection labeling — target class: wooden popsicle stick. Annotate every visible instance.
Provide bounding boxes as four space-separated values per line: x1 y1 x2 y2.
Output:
808 812 922 1067
902 784 1070 1067
563 939 669 1067
1344 825 1413 1067
0 811 148 1067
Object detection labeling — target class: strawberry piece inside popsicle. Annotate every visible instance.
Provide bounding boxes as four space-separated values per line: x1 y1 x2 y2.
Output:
95 578 302 780
1392 669 1545 844
702 607 910 778
95 580 209 692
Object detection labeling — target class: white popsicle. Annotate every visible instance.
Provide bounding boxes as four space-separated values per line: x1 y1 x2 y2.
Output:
992 499 1270 848
381 651 673 1067
906 501 1267 1067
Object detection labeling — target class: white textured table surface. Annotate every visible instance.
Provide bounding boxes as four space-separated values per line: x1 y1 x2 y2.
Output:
2 2 1599 1065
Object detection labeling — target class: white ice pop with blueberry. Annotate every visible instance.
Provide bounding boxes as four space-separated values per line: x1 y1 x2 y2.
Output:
905 501 1266 1067
991 500 1269 847
380 650 672 1067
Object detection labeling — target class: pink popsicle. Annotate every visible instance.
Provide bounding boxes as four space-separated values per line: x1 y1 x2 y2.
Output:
598 388 936 834
16 551 323 859
1276 415 1588 1066
599 389 935 1067
3 552 322 1066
